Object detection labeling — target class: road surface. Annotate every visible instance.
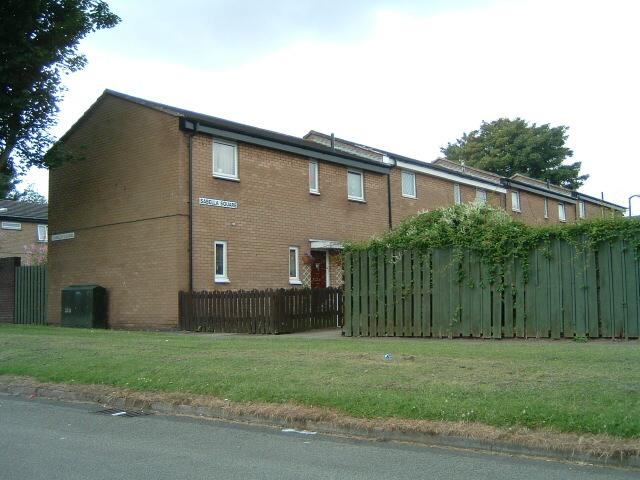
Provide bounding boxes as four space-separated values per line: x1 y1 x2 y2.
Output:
0 395 635 479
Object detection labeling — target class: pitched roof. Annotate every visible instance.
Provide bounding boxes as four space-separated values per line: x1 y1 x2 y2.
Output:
90 90 390 173
0 200 48 222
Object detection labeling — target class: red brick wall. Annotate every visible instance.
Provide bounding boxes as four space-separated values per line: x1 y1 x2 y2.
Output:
48 96 189 329
0 222 46 262
0 257 20 323
190 135 389 291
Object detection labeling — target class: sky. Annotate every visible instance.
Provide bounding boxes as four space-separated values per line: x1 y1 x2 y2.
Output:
24 0 640 211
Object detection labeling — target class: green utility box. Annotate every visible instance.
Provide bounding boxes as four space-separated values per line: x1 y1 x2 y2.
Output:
61 285 107 328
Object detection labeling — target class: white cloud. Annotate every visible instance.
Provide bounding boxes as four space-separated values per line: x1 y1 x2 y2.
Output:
26 0 640 210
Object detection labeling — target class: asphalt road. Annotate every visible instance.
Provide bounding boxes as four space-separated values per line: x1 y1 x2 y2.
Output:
0 395 636 480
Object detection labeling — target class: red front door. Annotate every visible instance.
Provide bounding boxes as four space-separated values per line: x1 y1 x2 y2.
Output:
310 251 327 289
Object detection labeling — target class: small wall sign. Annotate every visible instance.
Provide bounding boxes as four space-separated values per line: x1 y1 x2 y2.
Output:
199 197 238 209
51 232 75 241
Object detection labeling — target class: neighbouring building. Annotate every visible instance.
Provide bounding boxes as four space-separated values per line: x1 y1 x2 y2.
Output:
0 200 48 263
47 90 624 329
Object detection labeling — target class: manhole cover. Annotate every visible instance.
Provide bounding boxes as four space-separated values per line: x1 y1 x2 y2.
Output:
95 408 152 417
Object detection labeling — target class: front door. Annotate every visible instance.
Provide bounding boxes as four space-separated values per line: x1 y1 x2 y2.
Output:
310 251 327 289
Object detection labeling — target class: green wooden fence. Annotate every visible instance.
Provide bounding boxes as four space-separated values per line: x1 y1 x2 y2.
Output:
14 265 48 325
344 238 640 338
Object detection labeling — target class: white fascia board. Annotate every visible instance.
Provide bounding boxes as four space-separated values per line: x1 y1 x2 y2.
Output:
309 239 344 250
396 160 506 194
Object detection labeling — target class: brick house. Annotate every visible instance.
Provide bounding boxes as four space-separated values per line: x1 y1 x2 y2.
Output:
0 200 48 263
47 90 624 329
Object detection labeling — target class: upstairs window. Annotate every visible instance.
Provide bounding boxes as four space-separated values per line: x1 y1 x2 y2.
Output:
544 198 549 218
214 240 229 283
289 247 301 284
1 221 21 230
511 191 521 212
475 189 487 205
558 203 566 222
401 171 416 198
213 140 238 180
347 170 364 201
37 225 48 242
309 161 319 194
454 184 461 205
579 201 586 219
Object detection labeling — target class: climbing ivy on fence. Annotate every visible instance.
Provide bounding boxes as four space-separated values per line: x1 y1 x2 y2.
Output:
345 204 639 284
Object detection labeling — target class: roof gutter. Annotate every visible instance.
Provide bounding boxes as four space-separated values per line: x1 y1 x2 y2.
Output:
395 159 506 193
180 119 390 174
504 179 577 204
0 216 48 223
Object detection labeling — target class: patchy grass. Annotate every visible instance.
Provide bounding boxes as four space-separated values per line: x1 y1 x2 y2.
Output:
1 324 639 438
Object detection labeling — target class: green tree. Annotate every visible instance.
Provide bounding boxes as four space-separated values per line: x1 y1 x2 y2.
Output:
0 0 120 198
441 118 588 189
17 184 47 204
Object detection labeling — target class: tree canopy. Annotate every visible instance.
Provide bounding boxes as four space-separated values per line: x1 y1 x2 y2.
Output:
441 118 588 190
0 0 120 197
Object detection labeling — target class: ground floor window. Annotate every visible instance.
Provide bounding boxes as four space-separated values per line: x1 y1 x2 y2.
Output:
214 241 229 283
289 247 301 284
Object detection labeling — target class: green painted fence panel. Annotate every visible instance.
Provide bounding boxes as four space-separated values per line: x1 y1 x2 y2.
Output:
503 257 514 338
549 240 562 339
514 258 525 337
560 241 576 337
585 249 599 338
360 251 369 337
385 251 394 336
623 241 639 338
421 253 431 337
412 251 422 337
352 253 361 336
599 242 613 338
610 240 626 338
343 239 640 339
403 252 413 337
376 251 386 337
393 252 403 336
344 252 352 336
480 261 492 338
14 265 48 325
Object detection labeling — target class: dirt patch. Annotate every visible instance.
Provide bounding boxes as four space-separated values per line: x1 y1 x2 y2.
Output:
1 374 638 466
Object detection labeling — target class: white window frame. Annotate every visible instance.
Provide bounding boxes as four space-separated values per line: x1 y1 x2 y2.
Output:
347 169 365 201
544 198 549 219
309 160 319 194
37 224 48 242
214 240 229 283
475 189 487 205
579 201 586 219
1 221 21 230
558 203 566 222
212 139 238 180
454 184 462 205
511 191 521 212
289 246 301 285
401 170 417 199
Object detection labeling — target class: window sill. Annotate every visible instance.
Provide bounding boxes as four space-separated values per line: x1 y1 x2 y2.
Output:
310 190 320 196
348 197 366 203
212 174 240 183
289 279 302 285
512 209 521 213
215 277 230 284
402 194 417 200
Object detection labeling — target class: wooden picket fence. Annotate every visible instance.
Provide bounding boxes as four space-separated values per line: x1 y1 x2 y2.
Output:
344 238 640 339
179 287 343 334
14 265 48 325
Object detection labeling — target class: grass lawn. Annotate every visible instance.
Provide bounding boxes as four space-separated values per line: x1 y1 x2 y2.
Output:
1 324 639 438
